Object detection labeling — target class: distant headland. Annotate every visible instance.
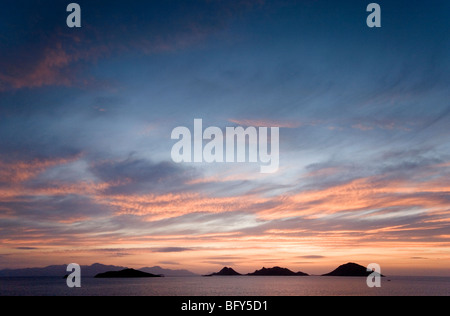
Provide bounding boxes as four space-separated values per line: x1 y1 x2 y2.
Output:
0 263 197 278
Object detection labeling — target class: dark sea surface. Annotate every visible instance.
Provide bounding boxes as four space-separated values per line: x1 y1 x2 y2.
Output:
0 276 449 296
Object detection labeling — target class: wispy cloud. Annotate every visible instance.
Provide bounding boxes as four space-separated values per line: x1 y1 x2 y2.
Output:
228 119 302 128
0 0 266 92
298 255 326 259
153 247 193 253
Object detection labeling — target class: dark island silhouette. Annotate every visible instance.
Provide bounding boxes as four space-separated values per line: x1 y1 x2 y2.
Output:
323 262 385 277
248 266 308 276
204 267 242 276
0 262 385 278
205 266 309 276
95 268 162 278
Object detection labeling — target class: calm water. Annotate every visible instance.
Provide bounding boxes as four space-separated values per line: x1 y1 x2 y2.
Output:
0 276 449 296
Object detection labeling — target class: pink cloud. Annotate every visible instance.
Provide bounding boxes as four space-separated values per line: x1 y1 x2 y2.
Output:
0 43 74 91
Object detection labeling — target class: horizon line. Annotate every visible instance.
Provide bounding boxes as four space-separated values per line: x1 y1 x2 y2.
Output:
1 262 450 278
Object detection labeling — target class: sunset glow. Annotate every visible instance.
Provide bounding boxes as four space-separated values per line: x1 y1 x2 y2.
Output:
0 0 449 277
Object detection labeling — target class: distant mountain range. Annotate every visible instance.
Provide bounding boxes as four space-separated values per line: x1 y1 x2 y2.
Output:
140 266 197 277
0 263 197 278
0 263 125 277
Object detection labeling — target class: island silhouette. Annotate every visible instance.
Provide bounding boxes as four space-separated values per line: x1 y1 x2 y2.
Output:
95 268 162 278
322 262 385 277
248 266 308 276
205 266 309 276
204 267 242 276
0 262 386 278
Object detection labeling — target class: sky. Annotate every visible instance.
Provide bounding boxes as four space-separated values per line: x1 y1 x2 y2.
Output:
0 0 449 276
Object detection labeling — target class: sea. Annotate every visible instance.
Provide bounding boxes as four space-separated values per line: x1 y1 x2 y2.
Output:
0 276 449 296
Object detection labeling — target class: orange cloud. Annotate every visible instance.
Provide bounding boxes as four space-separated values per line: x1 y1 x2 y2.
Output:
258 174 450 220
1 155 449 275
0 155 81 184
98 193 269 221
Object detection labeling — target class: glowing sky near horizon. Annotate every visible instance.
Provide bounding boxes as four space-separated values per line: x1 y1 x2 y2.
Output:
0 0 449 276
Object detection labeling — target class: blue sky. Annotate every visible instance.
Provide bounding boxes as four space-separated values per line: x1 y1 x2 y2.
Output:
0 0 449 275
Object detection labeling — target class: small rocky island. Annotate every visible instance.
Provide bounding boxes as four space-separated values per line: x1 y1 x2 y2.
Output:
204 267 242 276
205 266 309 276
95 268 162 278
248 266 308 276
323 262 385 277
